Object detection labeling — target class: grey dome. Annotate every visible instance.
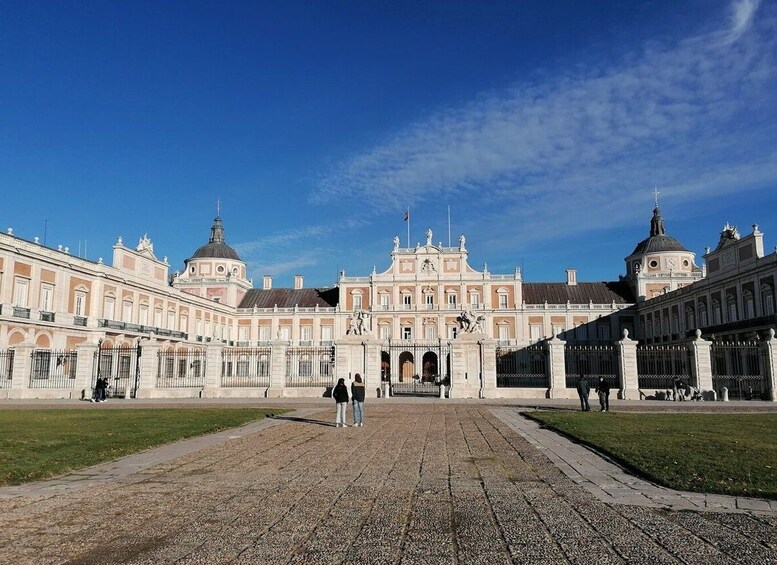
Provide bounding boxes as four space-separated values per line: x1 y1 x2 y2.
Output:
188 216 242 262
629 207 689 256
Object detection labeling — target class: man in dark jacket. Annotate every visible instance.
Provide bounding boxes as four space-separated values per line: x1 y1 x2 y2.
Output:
595 377 610 412
576 375 590 411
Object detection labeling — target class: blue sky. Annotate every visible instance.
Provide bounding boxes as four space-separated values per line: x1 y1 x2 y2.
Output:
2 0 776 288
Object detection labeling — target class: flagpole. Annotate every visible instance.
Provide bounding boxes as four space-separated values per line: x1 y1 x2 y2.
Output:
407 206 410 248
447 205 451 248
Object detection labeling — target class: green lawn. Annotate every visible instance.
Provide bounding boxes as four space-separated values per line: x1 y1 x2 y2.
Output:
527 411 777 499
0 408 286 486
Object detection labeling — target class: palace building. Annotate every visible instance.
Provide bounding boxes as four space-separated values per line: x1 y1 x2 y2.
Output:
0 205 775 401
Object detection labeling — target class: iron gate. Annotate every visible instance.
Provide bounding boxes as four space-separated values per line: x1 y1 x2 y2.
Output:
383 340 450 396
711 341 768 400
93 346 141 398
565 345 619 390
637 344 693 390
496 344 548 388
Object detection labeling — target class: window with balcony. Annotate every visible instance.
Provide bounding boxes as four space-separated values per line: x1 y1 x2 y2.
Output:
497 324 509 343
353 294 362 311
425 293 434 309
14 278 28 307
259 326 271 343
402 294 412 310
469 292 480 308
380 294 389 311
529 325 542 342
300 325 313 345
447 293 457 308
320 325 333 345
75 293 86 317
498 293 508 309
40 284 53 312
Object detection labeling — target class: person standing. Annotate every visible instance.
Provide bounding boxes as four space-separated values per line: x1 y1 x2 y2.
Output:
351 373 366 427
595 377 610 412
92 376 107 403
576 374 590 411
333 378 350 427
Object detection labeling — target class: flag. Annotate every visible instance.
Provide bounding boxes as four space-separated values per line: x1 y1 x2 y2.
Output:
404 209 409 222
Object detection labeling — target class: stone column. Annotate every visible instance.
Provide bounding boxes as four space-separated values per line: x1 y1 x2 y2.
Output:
547 336 567 399
202 342 225 398
9 343 34 399
761 328 777 402
135 342 161 399
266 340 288 398
449 333 481 398
479 338 498 398
75 341 99 400
616 329 639 400
690 329 713 393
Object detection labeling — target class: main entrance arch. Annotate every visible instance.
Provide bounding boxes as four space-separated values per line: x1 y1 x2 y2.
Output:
384 340 450 396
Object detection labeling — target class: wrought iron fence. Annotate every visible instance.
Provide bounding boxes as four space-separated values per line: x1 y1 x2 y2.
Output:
565 345 619 389
93 347 141 398
285 346 335 387
711 341 768 400
637 344 693 390
391 379 440 396
222 347 271 387
0 350 14 389
28 350 77 388
496 344 549 388
381 340 451 384
157 350 207 388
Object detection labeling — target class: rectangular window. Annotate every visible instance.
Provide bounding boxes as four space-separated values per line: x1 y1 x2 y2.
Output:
529 325 542 342
402 326 412 340
139 305 149 326
75 293 85 317
403 294 412 309
448 325 458 339
425 325 436 340
380 294 389 310
259 326 271 343
167 311 175 330
353 295 362 311
123 301 133 323
321 326 333 345
597 325 611 342
498 294 508 309
40 285 53 312
14 279 28 307
280 326 291 341
425 294 434 309
498 325 509 341
154 308 163 328
237 327 249 343
104 298 115 320
447 293 457 308
470 293 480 308
180 316 188 333
380 325 391 340
301 325 312 345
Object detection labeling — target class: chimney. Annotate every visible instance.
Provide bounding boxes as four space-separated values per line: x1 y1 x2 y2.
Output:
262 275 272 290
566 268 577 286
294 275 304 289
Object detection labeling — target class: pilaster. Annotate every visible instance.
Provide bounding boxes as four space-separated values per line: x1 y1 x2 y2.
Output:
616 329 639 400
547 336 567 399
9 344 34 397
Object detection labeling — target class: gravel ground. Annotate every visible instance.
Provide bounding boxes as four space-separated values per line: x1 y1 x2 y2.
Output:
0 404 775 564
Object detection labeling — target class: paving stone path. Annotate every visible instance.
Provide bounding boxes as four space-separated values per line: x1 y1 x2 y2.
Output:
0 405 776 564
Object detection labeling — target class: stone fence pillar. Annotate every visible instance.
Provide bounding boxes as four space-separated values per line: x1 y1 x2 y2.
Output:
9 343 34 398
547 337 566 399
266 340 288 398
448 333 482 398
75 341 99 400
202 343 225 398
616 329 639 400
363 338 382 399
690 330 713 393
479 338 498 398
135 342 161 398
761 328 777 402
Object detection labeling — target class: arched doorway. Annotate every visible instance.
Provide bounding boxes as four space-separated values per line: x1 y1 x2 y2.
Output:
422 351 438 382
398 351 414 382
381 351 390 381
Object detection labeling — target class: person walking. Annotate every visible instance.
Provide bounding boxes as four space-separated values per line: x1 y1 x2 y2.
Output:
576 374 590 411
351 373 366 427
92 376 107 403
595 377 610 412
333 377 350 427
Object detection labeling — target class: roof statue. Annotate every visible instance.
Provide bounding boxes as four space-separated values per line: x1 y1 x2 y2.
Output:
136 233 155 257
426 228 433 246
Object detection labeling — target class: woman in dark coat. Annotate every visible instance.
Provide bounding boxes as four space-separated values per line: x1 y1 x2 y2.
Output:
351 373 366 427
333 378 350 427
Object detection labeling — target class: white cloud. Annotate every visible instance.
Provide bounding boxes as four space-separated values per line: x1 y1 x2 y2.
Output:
313 1 776 252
